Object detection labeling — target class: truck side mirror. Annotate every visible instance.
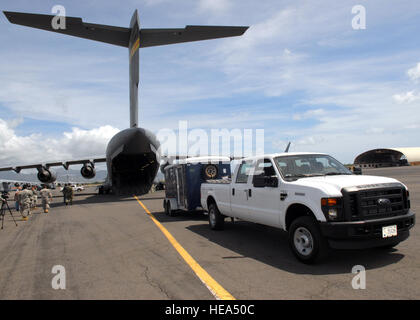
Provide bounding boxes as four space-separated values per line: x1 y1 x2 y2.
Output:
252 175 278 188
252 175 266 188
268 176 279 187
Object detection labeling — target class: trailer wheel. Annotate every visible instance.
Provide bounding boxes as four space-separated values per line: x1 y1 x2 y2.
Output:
167 201 176 217
203 164 218 180
288 216 329 264
208 203 224 230
163 200 168 215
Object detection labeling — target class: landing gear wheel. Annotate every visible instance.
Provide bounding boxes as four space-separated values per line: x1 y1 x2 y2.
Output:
289 216 329 264
208 203 224 230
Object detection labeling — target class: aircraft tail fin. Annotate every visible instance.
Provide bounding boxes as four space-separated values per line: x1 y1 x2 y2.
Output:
129 11 140 128
3 10 248 129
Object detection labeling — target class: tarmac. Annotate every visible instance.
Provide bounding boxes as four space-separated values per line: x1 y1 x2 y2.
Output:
0 166 418 299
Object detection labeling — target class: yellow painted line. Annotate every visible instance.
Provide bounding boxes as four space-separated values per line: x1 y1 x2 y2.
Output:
130 37 140 57
133 195 235 300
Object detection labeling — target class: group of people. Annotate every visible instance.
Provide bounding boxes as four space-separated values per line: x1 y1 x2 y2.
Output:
13 184 53 221
61 184 74 205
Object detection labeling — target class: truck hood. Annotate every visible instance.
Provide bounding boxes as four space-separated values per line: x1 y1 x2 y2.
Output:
290 174 404 195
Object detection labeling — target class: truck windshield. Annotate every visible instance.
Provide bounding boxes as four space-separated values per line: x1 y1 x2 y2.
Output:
274 154 352 180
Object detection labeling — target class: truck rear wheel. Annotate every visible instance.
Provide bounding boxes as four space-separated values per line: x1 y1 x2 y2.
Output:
289 216 329 264
208 203 224 230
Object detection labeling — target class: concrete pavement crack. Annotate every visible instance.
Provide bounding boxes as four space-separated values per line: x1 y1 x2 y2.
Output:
142 265 172 299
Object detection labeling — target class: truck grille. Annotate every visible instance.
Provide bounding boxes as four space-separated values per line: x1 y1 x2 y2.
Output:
342 183 409 221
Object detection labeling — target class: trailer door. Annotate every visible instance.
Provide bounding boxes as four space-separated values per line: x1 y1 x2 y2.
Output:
176 166 186 209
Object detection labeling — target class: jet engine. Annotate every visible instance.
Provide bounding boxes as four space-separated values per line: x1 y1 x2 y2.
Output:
37 167 57 183
81 163 96 179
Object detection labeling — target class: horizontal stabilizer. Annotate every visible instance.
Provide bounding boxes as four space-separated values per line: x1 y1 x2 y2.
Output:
3 11 130 47
140 26 249 48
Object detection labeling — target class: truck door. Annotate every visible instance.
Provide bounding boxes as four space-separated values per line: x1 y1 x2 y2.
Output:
247 158 282 227
230 160 254 219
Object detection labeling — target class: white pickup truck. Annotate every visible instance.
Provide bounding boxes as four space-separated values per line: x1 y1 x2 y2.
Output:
200 153 415 263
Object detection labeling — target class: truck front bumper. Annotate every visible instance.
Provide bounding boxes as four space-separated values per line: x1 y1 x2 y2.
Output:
319 211 415 250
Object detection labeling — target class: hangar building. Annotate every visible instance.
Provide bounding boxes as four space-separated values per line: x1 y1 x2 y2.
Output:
354 147 420 168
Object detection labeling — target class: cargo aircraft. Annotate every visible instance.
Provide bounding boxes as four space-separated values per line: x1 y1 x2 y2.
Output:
0 10 248 195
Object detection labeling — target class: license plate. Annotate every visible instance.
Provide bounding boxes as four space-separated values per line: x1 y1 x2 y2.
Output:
382 225 397 238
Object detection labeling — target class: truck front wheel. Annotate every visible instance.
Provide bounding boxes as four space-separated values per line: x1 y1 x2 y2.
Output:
289 216 329 264
208 203 224 230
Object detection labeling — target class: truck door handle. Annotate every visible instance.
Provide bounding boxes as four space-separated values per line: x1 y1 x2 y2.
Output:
248 189 252 197
232 188 235 196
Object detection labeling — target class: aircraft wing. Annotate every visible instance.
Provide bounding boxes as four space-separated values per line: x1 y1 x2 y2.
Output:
0 158 106 173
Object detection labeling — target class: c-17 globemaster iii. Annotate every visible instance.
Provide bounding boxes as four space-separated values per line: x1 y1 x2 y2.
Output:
0 10 248 195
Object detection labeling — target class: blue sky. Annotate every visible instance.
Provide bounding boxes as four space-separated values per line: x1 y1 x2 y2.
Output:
0 0 420 166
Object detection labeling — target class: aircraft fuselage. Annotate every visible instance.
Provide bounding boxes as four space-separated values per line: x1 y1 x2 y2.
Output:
105 127 160 195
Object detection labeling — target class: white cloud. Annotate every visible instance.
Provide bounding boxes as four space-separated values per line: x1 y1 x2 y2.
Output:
1 0 420 165
198 0 232 13
0 119 119 166
293 108 326 121
393 91 420 104
407 62 420 81
365 127 384 134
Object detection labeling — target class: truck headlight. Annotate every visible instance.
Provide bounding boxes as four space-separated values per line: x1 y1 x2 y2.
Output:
321 197 343 221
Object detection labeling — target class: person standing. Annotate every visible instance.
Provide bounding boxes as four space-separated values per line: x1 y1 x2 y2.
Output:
31 185 38 211
67 184 74 205
62 184 68 204
14 186 21 212
40 184 53 213
18 184 33 221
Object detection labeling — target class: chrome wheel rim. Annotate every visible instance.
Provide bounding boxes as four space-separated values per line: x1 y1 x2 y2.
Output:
293 227 314 256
